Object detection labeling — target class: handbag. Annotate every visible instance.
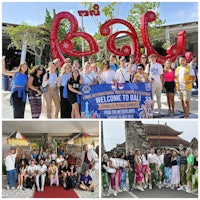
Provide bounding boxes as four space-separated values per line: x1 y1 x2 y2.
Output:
106 161 116 174
42 84 49 93
106 167 116 174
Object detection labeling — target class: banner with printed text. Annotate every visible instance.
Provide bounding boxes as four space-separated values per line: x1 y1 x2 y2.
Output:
81 83 153 118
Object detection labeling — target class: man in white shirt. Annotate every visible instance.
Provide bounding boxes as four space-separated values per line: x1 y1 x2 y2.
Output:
145 54 163 115
115 57 130 83
26 159 37 190
36 159 47 192
4 147 18 190
148 148 157 188
81 144 98 176
175 56 196 118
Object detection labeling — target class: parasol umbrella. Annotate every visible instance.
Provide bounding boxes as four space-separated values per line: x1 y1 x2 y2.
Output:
7 130 29 146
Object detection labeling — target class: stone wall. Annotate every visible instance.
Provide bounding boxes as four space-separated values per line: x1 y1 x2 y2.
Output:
125 121 151 153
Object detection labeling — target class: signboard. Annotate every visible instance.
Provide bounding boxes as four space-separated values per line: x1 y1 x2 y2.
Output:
81 82 153 118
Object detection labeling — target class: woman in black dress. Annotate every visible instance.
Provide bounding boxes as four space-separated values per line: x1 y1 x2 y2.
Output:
68 69 83 118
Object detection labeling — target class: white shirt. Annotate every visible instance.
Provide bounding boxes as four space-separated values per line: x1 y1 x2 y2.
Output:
4 153 16 171
175 65 195 90
56 157 65 164
115 67 130 83
141 154 149 165
148 153 157 164
100 70 116 84
27 165 37 175
81 148 98 166
51 153 57 161
110 158 120 168
81 71 97 85
37 164 47 175
145 63 163 83
156 154 164 166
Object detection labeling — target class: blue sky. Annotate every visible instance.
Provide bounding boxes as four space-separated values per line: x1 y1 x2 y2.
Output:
2 2 198 35
103 120 198 151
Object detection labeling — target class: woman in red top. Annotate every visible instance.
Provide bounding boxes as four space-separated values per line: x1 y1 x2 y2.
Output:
163 60 176 116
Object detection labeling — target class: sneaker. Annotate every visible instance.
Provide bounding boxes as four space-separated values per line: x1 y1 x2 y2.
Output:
158 184 161 189
138 186 144 191
10 186 15 190
177 186 183 191
20 185 23 190
37 188 41 192
186 189 191 193
144 184 148 189
17 185 20 190
149 184 152 190
103 192 110 197
128 187 133 192
6 185 10 190
113 191 117 196
41 187 44 192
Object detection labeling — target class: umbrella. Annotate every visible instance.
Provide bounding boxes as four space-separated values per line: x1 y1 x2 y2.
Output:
7 130 29 146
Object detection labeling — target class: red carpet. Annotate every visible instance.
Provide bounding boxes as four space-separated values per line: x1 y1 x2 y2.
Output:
34 185 79 198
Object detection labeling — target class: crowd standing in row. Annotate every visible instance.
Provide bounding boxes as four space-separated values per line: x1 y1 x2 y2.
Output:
102 144 198 197
2 54 197 118
4 144 98 193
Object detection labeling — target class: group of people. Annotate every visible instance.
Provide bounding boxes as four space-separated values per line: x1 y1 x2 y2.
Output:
4 144 98 193
102 144 198 197
2 54 197 119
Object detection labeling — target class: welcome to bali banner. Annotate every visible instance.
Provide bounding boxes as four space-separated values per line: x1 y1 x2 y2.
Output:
81 82 153 118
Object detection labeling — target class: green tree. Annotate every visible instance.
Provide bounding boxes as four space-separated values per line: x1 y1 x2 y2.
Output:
82 2 121 61
4 23 48 65
127 2 166 44
44 8 82 62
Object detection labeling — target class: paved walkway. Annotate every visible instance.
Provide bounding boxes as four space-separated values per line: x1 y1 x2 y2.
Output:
102 186 198 198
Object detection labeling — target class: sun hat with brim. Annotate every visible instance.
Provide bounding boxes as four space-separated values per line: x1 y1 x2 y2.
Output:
170 148 179 154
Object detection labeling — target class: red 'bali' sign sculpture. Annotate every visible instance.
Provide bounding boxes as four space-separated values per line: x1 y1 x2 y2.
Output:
50 10 193 66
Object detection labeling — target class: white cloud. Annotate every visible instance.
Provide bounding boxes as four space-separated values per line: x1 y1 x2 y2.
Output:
24 19 40 26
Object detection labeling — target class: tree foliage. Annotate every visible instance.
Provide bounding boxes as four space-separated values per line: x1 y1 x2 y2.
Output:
4 23 48 63
127 2 166 42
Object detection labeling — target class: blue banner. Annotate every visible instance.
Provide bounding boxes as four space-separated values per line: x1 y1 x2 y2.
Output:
81 82 153 118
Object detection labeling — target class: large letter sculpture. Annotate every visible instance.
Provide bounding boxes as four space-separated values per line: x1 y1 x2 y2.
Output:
100 19 141 63
50 12 99 65
141 11 193 64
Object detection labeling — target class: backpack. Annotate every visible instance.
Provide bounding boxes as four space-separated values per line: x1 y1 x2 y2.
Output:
26 177 34 188
66 175 77 189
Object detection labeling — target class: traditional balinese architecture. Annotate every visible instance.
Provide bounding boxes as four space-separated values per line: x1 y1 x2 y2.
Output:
106 121 191 156
143 122 190 149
